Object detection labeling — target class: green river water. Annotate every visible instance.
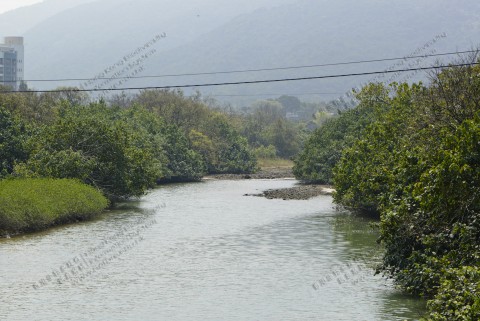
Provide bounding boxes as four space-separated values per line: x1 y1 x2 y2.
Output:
0 179 425 320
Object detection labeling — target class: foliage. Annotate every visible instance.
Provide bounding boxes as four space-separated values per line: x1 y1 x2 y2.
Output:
132 90 257 174
189 129 216 164
241 100 305 159
261 119 302 158
297 59 480 319
134 89 209 131
0 178 108 234
333 83 422 214
0 88 88 124
15 102 163 200
381 113 480 296
204 113 257 174
423 266 480 321
158 124 206 181
133 90 314 164
293 83 391 184
1 89 258 202
0 107 29 178
119 105 205 182
253 145 277 159
312 110 334 127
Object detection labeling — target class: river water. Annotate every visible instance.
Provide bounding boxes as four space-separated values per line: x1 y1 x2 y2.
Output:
0 179 425 320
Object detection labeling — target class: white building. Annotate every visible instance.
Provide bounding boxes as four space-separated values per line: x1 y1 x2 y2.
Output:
0 37 24 90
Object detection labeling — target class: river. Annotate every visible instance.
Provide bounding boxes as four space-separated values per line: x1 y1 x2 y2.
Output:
0 179 425 320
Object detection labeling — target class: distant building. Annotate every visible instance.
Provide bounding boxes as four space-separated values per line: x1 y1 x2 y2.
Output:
0 37 24 90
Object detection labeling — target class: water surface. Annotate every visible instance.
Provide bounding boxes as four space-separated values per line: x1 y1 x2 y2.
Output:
0 179 425 320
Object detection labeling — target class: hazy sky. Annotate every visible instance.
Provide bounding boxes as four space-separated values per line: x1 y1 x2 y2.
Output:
0 0 43 14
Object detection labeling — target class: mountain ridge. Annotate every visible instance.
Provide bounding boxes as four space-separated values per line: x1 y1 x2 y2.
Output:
8 0 480 105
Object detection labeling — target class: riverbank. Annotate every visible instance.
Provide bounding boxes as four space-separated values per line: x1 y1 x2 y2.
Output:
245 184 334 200
205 166 334 200
0 166 323 237
0 178 108 237
204 167 294 180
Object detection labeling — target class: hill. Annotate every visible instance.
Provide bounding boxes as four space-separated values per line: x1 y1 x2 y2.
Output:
6 0 480 105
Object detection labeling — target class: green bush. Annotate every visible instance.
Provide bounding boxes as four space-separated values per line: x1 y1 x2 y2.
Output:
253 145 277 159
159 123 206 182
424 266 480 321
0 107 29 178
293 83 391 184
298 61 480 319
120 105 206 182
333 83 421 214
0 178 108 234
16 103 164 200
132 90 257 174
202 113 257 174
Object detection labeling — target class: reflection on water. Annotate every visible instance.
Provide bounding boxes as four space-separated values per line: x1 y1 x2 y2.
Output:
0 180 425 321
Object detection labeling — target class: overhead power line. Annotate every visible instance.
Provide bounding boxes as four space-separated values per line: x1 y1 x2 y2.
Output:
6 49 478 83
209 92 344 97
1 62 478 94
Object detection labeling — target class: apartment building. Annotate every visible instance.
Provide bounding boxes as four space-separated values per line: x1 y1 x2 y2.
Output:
0 37 24 90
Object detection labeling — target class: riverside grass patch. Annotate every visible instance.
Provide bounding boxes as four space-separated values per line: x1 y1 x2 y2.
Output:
0 178 108 235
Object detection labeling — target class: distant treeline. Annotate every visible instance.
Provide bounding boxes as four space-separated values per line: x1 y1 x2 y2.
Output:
294 56 480 320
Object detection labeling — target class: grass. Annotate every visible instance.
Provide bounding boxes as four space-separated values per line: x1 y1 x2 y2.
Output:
0 178 108 235
257 158 294 169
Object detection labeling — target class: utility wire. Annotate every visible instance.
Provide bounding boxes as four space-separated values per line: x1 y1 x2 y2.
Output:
1 62 478 94
5 49 478 83
209 92 344 97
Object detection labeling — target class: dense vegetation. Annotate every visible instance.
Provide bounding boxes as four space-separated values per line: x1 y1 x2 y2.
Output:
1 83 329 234
239 99 309 160
121 90 257 175
0 88 264 233
0 178 108 235
0 107 29 178
295 58 480 320
0 89 260 200
207 95 330 168
293 84 387 184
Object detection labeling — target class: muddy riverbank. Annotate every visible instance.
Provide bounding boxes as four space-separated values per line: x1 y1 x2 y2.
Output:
206 167 334 200
245 184 335 200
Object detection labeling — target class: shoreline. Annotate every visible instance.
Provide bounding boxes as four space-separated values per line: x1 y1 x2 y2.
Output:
244 184 335 200
204 167 295 180
1 168 330 238
205 167 335 200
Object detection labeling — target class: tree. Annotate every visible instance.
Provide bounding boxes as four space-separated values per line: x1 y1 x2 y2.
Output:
320 59 480 319
16 102 163 200
333 83 420 214
158 124 206 182
202 113 257 174
119 105 205 182
262 118 301 158
0 107 29 177
276 95 301 113
293 83 391 184
132 89 257 174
